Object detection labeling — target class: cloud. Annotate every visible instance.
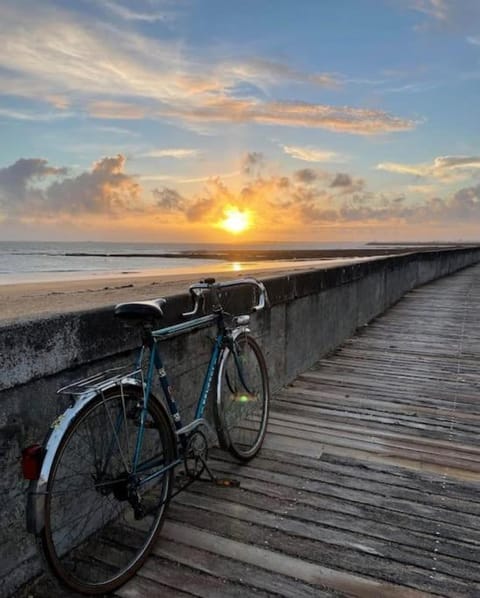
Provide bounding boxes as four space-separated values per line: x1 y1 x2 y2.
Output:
46 155 141 213
162 97 415 134
88 96 415 135
140 170 240 184
0 158 66 208
0 107 72 121
381 81 439 94
0 154 140 215
102 0 168 23
87 101 149 120
225 58 341 89
0 159 66 187
409 0 480 31
329 173 365 194
406 183 438 194
3 151 480 233
0 4 202 105
282 145 343 162
410 0 450 22
433 155 480 169
377 155 480 180
45 95 70 110
152 187 185 210
376 162 426 176
0 4 416 135
140 160 480 229
141 165 386 227
241 152 264 176
141 148 199 159
330 173 353 188
294 169 320 184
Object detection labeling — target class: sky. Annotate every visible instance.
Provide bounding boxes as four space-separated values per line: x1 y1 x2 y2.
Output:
0 0 480 244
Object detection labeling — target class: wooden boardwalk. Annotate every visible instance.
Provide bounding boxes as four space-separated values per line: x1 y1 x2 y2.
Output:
27 264 480 597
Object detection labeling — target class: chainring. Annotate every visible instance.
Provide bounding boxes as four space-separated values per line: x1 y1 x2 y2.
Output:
184 430 208 479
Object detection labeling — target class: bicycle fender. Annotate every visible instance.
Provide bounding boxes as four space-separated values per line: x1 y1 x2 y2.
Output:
26 377 144 535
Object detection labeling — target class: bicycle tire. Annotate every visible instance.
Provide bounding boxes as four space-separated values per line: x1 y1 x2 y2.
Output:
215 333 270 461
40 387 174 595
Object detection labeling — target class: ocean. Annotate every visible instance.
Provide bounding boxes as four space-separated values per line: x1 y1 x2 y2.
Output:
0 241 371 285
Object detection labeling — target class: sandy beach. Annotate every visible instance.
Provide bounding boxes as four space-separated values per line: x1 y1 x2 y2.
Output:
2 244 467 323
0 260 342 323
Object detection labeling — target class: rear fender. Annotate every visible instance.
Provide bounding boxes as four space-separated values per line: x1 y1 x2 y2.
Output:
26 379 174 535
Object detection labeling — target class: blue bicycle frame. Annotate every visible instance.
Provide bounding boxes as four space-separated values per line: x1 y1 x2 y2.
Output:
131 312 228 488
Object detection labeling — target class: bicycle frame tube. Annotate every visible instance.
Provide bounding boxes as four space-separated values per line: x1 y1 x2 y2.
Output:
132 345 157 472
195 332 223 420
231 341 253 393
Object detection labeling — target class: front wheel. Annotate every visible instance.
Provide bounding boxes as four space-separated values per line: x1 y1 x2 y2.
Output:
40 387 175 595
215 333 270 461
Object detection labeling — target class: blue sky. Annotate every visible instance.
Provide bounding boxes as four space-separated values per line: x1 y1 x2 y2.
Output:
0 0 479 242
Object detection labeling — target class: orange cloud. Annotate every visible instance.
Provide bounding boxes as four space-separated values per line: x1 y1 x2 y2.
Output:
0 5 416 136
162 97 415 135
5 153 480 240
87 101 148 120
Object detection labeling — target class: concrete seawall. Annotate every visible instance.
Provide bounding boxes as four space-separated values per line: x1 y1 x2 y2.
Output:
2 247 480 595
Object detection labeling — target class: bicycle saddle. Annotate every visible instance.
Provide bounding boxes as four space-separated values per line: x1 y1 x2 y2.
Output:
114 298 166 320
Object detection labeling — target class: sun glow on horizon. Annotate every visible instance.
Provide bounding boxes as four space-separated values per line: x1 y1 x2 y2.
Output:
219 206 252 235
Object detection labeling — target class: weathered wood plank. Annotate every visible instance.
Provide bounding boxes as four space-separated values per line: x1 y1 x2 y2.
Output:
167 501 479 596
161 521 433 598
185 481 480 563
152 535 331 598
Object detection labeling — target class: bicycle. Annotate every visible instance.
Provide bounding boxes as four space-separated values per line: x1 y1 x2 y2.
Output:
23 277 270 595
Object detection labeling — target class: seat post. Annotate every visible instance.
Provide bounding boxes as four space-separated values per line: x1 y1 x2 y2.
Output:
141 324 155 350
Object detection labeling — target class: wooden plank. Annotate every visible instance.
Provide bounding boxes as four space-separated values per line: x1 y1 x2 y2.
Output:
152 536 329 598
209 453 480 516
200 464 480 545
185 481 480 563
167 501 479 596
117 574 192 598
138 555 275 598
161 521 434 598
267 412 480 455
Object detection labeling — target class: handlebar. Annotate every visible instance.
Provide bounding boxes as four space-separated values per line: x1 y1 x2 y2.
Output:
182 277 269 317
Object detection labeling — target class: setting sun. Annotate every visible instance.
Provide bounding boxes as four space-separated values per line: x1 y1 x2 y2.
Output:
219 206 251 235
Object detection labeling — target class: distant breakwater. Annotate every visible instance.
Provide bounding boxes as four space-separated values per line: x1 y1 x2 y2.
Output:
59 246 447 261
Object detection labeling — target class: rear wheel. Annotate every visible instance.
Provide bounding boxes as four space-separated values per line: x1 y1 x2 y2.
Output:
41 387 174 595
215 334 269 461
